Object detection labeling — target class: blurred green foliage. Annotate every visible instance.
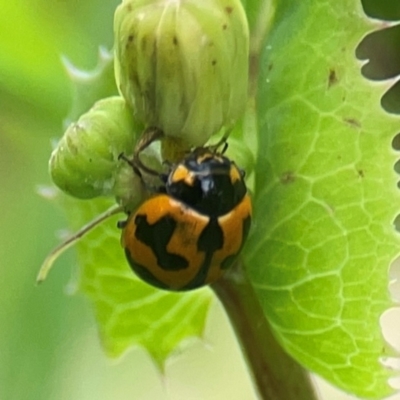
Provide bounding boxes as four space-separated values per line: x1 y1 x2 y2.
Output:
0 1 118 399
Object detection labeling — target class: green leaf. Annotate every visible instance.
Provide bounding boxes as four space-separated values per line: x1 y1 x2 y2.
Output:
244 0 400 398
63 196 212 365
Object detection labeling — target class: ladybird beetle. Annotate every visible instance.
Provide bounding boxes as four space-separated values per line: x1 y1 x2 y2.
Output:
121 145 252 291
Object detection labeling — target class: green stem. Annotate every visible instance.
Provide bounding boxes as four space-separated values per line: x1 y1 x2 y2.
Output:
211 266 319 400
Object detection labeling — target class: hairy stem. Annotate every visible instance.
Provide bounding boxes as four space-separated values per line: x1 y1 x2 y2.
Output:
212 266 319 400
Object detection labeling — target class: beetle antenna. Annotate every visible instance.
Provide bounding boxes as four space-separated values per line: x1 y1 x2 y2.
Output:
36 203 124 284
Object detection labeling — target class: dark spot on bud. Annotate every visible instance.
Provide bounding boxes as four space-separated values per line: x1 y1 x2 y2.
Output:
268 63 273 71
225 6 233 14
127 4 132 12
173 36 178 45
357 169 365 178
134 214 189 271
222 24 227 30
129 71 141 91
280 171 296 184
126 35 134 49
141 36 147 51
328 68 338 88
212 60 217 66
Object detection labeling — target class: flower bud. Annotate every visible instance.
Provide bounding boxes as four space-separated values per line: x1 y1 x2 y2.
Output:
114 0 249 147
50 96 142 199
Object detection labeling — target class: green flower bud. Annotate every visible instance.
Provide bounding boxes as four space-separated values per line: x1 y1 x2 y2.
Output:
114 0 249 147
50 96 142 199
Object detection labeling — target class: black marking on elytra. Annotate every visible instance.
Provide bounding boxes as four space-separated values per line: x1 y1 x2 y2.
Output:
197 218 224 253
183 218 224 290
134 214 188 271
125 249 169 290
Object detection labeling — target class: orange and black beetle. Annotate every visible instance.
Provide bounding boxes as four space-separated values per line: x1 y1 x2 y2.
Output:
121 146 252 291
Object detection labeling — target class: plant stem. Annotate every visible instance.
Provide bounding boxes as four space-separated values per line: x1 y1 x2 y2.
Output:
211 266 319 400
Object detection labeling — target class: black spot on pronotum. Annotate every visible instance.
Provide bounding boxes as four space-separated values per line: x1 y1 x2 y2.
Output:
391 133 400 151
328 68 338 88
134 214 188 270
